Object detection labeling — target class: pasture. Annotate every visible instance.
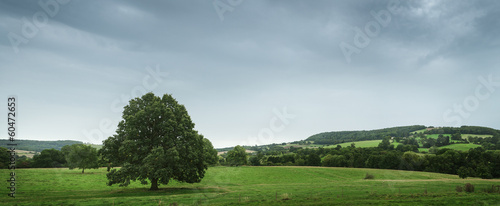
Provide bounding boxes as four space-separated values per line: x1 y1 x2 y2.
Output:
330 140 382 148
2 166 499 205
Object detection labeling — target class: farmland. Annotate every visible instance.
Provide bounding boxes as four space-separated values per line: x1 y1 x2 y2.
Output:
2 166 500 205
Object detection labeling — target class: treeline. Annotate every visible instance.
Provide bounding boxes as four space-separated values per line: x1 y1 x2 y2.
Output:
424 126 500 136
237 146 500 179
0 144 99 173
306 125 426 145
0 140 83 152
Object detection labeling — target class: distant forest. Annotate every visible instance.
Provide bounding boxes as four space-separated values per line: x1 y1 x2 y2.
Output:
305 125 500 145
306 125 427 145
0 140 83 152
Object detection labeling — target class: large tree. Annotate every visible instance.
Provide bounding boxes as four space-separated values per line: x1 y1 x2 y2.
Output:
62 144 99 173
100 92 210 190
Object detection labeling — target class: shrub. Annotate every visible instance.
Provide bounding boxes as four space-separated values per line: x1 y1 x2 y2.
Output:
483 185 500 193
281 193 291 200
364 173 375 180
464 183 474 193
455 185 463 192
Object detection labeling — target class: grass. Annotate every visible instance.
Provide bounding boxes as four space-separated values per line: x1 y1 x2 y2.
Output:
411 129 428 134
424 134 451 139
2 166 499 205
418 144 482 152
439 144 482 151
326 140 383 148
462 134 493 139
86 144 103 150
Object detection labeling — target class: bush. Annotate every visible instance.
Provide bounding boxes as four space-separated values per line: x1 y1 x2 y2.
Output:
364 173 375 179
483 185 500 193
464 183 474 193
281 193 291 200
455 185 463 192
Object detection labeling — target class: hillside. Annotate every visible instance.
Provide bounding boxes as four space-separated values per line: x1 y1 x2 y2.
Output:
0 139 83 152
306 125 500 145
305 125 426 145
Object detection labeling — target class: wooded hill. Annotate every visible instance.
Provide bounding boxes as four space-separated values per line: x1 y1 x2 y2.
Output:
305 125 426 145
0 140 83 152
305 125 500 145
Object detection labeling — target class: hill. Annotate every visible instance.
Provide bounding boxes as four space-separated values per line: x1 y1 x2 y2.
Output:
0 139 83 152
305 125 500 146
305 125 426 145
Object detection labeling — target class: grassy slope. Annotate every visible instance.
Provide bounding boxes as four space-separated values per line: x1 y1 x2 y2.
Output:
411 128 428 134
2 167 499 205
439 144 482 151
462 134 493 139
327 140 383 148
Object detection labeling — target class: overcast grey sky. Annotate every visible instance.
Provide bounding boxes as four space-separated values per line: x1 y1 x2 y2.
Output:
1 0 499 148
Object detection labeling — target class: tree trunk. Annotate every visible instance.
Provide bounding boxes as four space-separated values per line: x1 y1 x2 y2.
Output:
82 168 85 173
150 178 159 190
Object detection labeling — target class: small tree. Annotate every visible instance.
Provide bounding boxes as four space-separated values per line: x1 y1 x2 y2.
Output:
227 145 247 166
457 166 472 179
378 136 391 150
62 144 98 173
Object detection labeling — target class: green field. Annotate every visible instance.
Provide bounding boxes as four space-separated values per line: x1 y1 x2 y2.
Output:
439 144 482 151
424 134 451 139
462 134 493 139
419 144 482 153
2 167 499 205
411 128 428 134
329 140 382 148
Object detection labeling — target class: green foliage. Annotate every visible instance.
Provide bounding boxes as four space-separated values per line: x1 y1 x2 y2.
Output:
0 147 10 168
307 125 426 145
364 173 375 179
16 155 33 168
62 144 98 173
377 137 391 150
307 153 321 166
249 156 261 166
464 183 475 193
203 138 218 166
0 140 83 152
101 92 208 190
451 133 462 140
227 145 247 166
32 148 66 168
482 185 500 193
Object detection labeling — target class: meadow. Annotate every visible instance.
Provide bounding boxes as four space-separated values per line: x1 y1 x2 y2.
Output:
2 166 499 205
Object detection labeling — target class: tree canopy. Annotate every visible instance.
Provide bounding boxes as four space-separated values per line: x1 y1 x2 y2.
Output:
0 147 10 169
62 144 99 173
226 145 247 166
32 148 66 168
100 92 212 190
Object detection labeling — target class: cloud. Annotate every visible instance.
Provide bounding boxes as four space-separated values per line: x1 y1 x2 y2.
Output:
1 0 499 148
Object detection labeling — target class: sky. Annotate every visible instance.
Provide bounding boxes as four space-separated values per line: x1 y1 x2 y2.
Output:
1 0 499 148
